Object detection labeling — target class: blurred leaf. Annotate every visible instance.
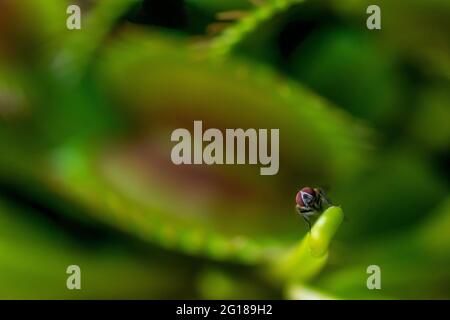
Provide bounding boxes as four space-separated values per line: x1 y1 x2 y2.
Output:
286 283 338 300
332 0 450 79
38 29 370 263
0 198 193 299
335 150 448 239
409 85 450 152
289 27 405 126
314 197 450 299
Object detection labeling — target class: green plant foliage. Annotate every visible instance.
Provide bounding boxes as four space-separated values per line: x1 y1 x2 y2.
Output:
209 0 304 59
0 0 448 299
40 30 370 264
271 206 343 284
0 198 194 299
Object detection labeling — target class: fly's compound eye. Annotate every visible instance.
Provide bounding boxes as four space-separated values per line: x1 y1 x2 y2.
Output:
295 187 316 207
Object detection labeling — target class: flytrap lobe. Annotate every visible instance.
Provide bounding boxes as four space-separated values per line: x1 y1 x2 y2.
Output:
0 26 371 268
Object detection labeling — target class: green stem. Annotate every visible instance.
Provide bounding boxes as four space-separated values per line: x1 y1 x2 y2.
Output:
269 206 344 284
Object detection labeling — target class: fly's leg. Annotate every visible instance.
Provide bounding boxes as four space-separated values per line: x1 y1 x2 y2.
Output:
296 205 314 232
302 214 312 232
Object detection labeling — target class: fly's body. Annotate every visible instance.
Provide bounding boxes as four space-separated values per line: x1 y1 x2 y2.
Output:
295 187 332 231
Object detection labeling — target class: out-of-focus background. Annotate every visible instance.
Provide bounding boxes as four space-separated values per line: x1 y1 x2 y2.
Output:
0 0 449 299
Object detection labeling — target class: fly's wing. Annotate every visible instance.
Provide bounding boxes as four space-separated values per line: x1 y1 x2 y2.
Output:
316 188 333 207
315 188 349 221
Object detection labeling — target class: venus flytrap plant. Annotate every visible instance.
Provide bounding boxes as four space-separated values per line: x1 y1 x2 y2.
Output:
0 198 192 299
41 31 369 266
1 27 370 277
308 206 344 257
269 206 344 284
55 0 140 81
209 0 304 59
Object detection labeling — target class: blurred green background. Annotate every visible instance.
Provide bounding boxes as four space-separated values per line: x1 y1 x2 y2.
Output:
0 0 449 299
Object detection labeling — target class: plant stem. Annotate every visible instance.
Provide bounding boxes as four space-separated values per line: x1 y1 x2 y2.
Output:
269 206 344 284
